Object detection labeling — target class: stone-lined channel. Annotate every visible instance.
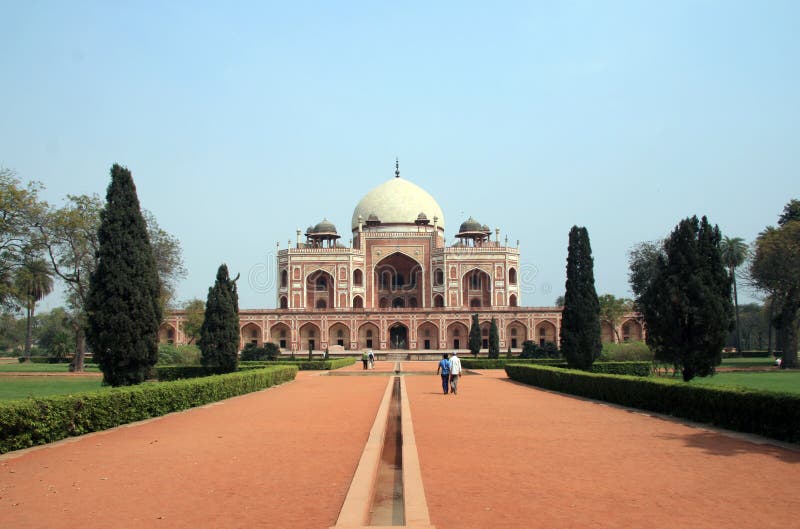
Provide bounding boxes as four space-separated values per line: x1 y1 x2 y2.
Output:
368 377 404 525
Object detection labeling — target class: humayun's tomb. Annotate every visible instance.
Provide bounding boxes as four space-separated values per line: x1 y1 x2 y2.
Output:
160 164 644 353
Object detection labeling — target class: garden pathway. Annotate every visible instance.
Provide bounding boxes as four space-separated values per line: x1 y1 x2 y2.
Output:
1 363 799 528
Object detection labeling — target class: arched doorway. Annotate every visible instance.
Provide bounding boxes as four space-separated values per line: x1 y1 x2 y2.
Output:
299 322 320 352
389 323 408 349
462 268 491 308
447 322 469 350
329 323 351 349
240 322 262 348
353 295 364 309
374 252 423 309
158 323 176 344
621 319 643 341
306 270 334 309
358 322 379 349
536 321 557 347
506 321 527 349
270 322 291 350
417 322 439 350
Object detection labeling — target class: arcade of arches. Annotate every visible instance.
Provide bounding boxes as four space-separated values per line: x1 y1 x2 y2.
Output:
161 172 644 351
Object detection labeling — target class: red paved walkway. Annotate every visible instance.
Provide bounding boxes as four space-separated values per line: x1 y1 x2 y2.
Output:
405 370 800 529
2 365 799 529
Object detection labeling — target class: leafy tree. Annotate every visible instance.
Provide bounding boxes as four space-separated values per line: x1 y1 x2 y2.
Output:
0 168 47 311
40 194 102 371
36 307 76 357
181 298 205 344
0 313 26 352
720 236 749 351
628 241 664 311
87 164 162 386
520 340 540 359
14 258 53 360
750 202 800 368
468 313 481 356
598 294 633 342
560 226 602 370
635 216 733 381
488 317 500 358
198 264 240 372
554 295 565 306
142 210 186 310
41 194 184 371
778 199 800 225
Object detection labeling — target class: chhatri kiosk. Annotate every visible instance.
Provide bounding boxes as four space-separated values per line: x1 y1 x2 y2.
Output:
160 165 643 353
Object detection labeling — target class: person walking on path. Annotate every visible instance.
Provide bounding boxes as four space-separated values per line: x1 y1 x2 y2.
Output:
368 350 375 369
436 353 451 394
449 351 462 395
362 351 369 370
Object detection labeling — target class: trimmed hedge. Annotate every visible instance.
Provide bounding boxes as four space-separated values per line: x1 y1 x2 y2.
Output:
460 359 650 376
722 350 777 359
0 366 297 454
460 358 564 369
240 358 356 371
18 357 71 364
505 364 800 444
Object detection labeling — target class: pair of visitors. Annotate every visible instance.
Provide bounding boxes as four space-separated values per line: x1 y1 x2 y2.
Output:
362 351 369 370
435 351 463 395
368 350 375 369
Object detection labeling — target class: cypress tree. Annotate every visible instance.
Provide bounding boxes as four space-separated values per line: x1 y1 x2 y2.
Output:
488 317 500 358
643 216 733 381
468 313 481 356
86 164 162 386
560 226 602 370
199 264 240 373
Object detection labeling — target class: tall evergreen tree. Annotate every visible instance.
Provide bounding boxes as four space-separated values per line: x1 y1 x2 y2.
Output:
639 216 733 381
560 226 602 370
488 317 500 358
199 264 240 372
468 313 481 356
86 164 162 386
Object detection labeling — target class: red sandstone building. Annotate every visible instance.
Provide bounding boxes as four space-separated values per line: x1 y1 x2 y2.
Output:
161 166 643 353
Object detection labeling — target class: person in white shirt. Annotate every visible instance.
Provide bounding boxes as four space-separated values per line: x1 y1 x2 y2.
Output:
449 351 462 395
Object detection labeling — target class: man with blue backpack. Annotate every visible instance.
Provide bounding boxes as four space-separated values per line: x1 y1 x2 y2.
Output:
436 353 451 394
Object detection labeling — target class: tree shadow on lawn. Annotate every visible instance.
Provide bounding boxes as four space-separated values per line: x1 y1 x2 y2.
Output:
655 430 800 463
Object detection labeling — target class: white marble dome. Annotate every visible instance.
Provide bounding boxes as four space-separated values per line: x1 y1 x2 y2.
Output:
351 177 445 231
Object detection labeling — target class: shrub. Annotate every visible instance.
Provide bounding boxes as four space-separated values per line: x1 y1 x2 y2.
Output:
520 341 560 359
505 364 800 444
240 342 280 361
599 341 653 362
158 344 201 365
0 366 297 454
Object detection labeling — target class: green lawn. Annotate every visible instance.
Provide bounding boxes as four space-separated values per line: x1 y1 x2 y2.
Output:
720 357 777 368
688 371 800 395
0 363 100 373
0 376 106 401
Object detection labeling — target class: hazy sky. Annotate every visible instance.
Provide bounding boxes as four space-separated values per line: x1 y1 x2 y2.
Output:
2 1 797 310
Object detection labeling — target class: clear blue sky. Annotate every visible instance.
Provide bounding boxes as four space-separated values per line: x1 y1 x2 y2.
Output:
2 1 797 310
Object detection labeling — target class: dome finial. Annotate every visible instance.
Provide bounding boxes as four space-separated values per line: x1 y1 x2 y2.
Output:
395 157 400 178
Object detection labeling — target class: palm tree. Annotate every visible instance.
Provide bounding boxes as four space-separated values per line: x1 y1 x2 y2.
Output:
720 236 749 353
14 258 54 360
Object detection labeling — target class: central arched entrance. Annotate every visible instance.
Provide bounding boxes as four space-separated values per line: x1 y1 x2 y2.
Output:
389 323 408 349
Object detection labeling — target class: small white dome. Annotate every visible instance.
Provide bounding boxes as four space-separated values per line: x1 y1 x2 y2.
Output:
351 177 445 231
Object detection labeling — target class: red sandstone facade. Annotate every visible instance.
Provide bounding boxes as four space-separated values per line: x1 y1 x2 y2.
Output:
160 169 644 352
